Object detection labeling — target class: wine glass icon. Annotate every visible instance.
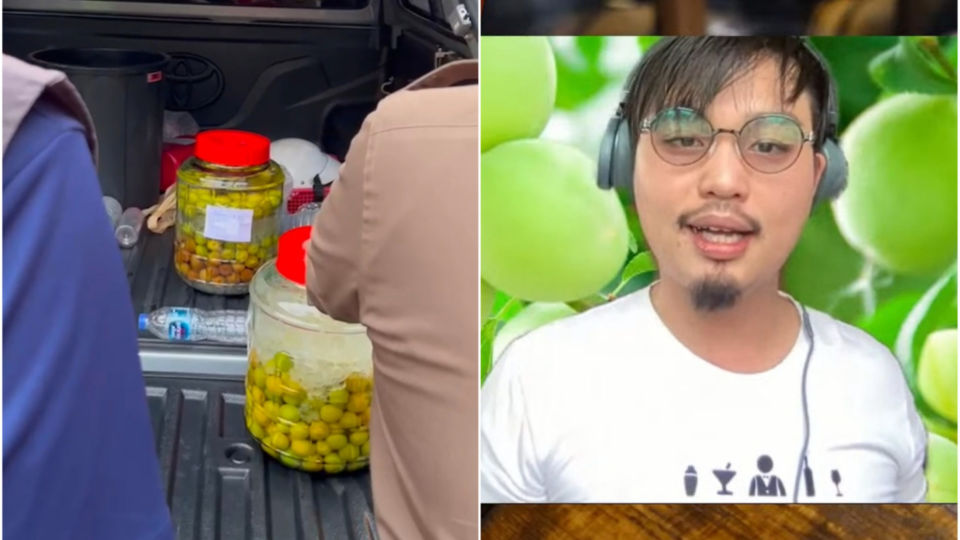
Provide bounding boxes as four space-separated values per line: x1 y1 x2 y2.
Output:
713 463 736 495
831 469 843 496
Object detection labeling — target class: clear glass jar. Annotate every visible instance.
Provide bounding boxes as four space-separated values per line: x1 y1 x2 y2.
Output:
174 130 284 295
245 227 374 473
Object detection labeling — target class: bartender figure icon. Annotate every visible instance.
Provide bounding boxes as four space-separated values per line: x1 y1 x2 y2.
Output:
749 455 786 497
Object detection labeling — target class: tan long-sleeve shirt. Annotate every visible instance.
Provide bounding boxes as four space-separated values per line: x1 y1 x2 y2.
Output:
306 60 478 540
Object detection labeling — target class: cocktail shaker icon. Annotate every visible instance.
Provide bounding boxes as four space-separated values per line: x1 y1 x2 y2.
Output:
684 465 698 496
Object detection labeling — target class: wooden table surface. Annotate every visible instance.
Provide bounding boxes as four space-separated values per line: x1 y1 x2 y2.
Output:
482 504 958 539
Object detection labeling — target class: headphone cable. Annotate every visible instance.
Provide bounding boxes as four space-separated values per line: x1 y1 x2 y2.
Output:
793 306 815 503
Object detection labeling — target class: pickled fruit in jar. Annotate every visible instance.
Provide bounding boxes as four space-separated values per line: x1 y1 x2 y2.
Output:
174 130 284 295
244 349 374 474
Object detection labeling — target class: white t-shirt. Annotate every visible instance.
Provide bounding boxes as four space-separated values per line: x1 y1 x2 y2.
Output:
480 286 928 503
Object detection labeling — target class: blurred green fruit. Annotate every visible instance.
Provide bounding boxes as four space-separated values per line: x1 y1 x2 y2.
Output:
493 302 577 361
553 36 611 111
856 291 925 350
835 93 957 276
926 432 957 502
481 37 556 151
918 329 957 423
782 203 867 324
481 139 629 302
809 37 897 132
482 280 496 322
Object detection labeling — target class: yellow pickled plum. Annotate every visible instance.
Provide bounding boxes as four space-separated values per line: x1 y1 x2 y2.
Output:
264 358 278 375
326 434 348 451
301 460 324 472
279 404 301 423
315 441 332 456
251 366 267 388
248 421 265 440
282 382 306 406
338 444 360 462
481 139 629 302
265 376 284 399
349 431 369 446
835 94 957 276
481 36 556 151
290 422 310 441
320 405 344 424
290 439 314 458
345 374 369 393
253 407 270 427
270 432 290 451
347 393 370 414
262 400 280 418
339 412 360 429
328 388 349 405
274 352 295 373
309 421 331 441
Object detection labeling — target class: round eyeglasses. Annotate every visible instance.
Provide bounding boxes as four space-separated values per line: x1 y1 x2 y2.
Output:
640 107 816 174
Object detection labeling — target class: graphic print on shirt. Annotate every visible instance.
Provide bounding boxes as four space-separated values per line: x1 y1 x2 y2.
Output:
713 463 737 495
684 465 698 496
803 457 816 496
748 455 786 497
831 469 844 496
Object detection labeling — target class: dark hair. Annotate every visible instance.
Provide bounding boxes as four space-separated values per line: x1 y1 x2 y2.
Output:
624 37 833 149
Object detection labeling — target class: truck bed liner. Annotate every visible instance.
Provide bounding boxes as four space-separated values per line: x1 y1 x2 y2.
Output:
132 233 378 539
146 374 378 540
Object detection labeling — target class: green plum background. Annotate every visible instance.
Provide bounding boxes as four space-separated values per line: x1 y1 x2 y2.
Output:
480 36 958 502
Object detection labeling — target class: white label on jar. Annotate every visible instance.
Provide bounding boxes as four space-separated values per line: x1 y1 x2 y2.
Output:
204 205 254 242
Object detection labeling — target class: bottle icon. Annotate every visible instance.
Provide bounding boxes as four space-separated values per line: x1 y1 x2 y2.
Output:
684 465 698 496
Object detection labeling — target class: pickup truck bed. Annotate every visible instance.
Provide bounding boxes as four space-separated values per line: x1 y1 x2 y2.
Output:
128 229 378 540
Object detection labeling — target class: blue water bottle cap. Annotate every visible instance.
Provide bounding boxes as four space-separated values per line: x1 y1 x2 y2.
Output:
138 313 148 331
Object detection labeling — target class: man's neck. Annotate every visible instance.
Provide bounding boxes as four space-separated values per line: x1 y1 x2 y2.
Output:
649 277 801 373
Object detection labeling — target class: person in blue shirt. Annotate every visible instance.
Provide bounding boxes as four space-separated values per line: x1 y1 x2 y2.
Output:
3 54 174 540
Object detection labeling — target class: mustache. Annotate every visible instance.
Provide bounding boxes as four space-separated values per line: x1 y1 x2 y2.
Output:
676 204 762 234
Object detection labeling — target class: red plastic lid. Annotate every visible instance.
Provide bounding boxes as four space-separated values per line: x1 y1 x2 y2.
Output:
195 130 270 167
276 226 313 285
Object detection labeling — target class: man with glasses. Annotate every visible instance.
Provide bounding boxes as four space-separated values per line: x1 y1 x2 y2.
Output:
480 37 927 503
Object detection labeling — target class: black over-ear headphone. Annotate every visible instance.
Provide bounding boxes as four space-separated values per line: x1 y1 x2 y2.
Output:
597 38 848 209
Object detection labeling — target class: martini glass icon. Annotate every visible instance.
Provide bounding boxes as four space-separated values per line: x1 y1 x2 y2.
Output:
713 463 736 495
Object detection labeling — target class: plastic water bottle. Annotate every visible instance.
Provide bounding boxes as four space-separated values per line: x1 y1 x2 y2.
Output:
116 207 144 248
139 307 247 345
103 196 122 229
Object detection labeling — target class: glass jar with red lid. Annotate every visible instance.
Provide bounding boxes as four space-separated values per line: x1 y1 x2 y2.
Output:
244 227 374 473
174 130 285 295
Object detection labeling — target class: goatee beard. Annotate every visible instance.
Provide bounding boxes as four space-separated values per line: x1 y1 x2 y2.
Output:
690 278 741 312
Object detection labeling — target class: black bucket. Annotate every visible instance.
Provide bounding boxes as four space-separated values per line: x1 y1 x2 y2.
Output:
30 48 170 210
